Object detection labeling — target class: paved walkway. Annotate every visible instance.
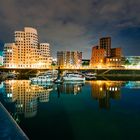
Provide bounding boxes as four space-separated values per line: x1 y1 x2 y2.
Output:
0 102 29 140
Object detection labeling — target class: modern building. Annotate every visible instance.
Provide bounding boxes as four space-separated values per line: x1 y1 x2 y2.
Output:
106 48 122 68
40 43 51 57
90 37 123 68
111 48 122 57
57 51 65 67
3 27 52 68
100 37 111 57
57 51 82 68
123 56 140 68
3 43 18 68
39 43 52 68
106 57 122 68
90 46 106 68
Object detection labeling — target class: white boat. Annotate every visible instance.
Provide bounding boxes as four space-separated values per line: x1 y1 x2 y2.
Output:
30 70 58 83
30 75 54 83
63 73 85 82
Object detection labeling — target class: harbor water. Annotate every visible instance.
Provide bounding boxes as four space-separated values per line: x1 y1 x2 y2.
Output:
0 80 140 140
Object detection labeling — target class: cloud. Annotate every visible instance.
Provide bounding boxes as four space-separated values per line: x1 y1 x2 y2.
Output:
0 0 140 58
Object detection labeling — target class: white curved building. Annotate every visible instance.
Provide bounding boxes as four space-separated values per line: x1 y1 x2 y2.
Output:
3 27 52 68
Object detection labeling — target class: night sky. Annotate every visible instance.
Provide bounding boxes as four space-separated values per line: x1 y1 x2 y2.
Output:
0 0 140 58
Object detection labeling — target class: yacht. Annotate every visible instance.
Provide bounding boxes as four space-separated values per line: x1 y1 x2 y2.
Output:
30 75 54 83
30 70 58 83
63 73 85 82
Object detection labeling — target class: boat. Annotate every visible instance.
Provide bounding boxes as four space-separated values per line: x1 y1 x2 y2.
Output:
84 72 96 80
63 73 85 82
30 70 58 83
30 75 54 83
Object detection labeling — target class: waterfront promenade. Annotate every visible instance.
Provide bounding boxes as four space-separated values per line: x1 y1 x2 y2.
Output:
0 102 29 140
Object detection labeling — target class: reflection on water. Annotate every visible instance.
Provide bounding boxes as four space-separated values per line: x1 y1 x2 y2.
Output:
1 80 52 119
55 82 84 97
89 81 123 109
1 80 140 121
1 80 140 140
0 80 84 121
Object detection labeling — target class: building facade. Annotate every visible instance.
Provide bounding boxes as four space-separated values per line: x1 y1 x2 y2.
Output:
100 37 111 57
39 43 52 68
3 43 18 68
111 48 122 57
106 48 122 68
57 51 82 68
0 51 3 66
106 57 122 68
3 27 52 68
90 46 106 68
123 56 140 68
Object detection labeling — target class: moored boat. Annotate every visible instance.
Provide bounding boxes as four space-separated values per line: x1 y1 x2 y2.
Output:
63 73 85 82
30 70 58 83
30 75 54 83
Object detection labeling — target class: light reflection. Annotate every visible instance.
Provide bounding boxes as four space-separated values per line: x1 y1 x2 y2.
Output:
89 81 124 109
2 80 52 119
1 79 140 123
55 82 84 97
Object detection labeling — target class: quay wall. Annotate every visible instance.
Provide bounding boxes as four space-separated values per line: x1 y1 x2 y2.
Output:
1 67 140 77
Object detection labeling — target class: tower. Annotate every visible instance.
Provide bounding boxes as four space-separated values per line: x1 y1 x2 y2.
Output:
100 37 111 57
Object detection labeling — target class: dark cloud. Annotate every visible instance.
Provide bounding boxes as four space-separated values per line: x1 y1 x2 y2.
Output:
0 0 140 58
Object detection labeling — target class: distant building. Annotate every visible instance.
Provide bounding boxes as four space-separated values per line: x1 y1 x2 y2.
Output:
90 46 106 68
123 56 140 68
3 27 52 68
90 37 123 68
57 51 65 67
106 57 122 68
111 48 122 57
57 51 82 68
100 37 111 57
106 47 122 68
0 51 3 66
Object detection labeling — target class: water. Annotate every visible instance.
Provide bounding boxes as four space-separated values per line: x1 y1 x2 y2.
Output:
0 80 140 140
